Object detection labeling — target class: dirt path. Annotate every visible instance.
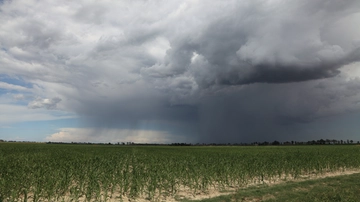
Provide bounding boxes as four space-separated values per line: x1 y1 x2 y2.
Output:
170 168 360 202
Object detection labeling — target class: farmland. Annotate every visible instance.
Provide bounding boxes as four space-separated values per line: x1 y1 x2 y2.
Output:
1 143 360 201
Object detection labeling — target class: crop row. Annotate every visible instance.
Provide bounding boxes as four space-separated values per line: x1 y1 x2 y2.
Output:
1 144 360 201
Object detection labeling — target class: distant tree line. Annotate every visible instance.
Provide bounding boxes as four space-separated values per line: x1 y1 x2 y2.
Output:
46 139 360 146
1 139 359 146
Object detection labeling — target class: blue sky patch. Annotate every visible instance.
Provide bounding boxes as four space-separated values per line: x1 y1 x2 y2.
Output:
0 118 80 141
0 74 33 88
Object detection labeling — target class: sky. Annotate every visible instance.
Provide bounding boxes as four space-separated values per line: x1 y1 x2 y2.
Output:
1 0 360 144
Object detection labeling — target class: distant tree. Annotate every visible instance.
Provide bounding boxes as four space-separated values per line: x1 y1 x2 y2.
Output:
350 140 354 144
272 140 280 145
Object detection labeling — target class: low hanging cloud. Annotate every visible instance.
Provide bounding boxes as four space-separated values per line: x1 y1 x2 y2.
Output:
197 70 360 143
1 0 360 143
45 128 191 144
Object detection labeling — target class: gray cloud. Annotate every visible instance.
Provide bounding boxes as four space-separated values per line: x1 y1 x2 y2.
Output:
196 73 360 143
142 0 360 88
1 0 360 142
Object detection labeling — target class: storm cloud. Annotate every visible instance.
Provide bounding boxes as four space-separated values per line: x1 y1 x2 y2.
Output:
1 0 360 143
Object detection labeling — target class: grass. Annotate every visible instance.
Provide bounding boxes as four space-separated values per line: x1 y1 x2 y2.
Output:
192 173 360 202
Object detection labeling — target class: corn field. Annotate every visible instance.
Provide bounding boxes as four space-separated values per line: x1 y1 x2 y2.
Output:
1 143 360 201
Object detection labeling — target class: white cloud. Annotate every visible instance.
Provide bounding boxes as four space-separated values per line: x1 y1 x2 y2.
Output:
45 128 190 143
0 104 76 124
13 94 25 100
339 62 360 80
0 81 30 92
28 97 62 110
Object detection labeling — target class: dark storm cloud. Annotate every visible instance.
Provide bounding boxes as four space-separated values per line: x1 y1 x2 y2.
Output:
142 0 360 87
196 76 360 143
1 0 360 142
218 62 341 85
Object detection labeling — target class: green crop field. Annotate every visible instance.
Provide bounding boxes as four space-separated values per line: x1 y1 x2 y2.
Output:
1 143 360 201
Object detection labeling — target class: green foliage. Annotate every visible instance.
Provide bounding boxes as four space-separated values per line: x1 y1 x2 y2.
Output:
1 144 360 201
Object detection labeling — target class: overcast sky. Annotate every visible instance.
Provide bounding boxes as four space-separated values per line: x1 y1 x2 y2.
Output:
1 0 360 143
